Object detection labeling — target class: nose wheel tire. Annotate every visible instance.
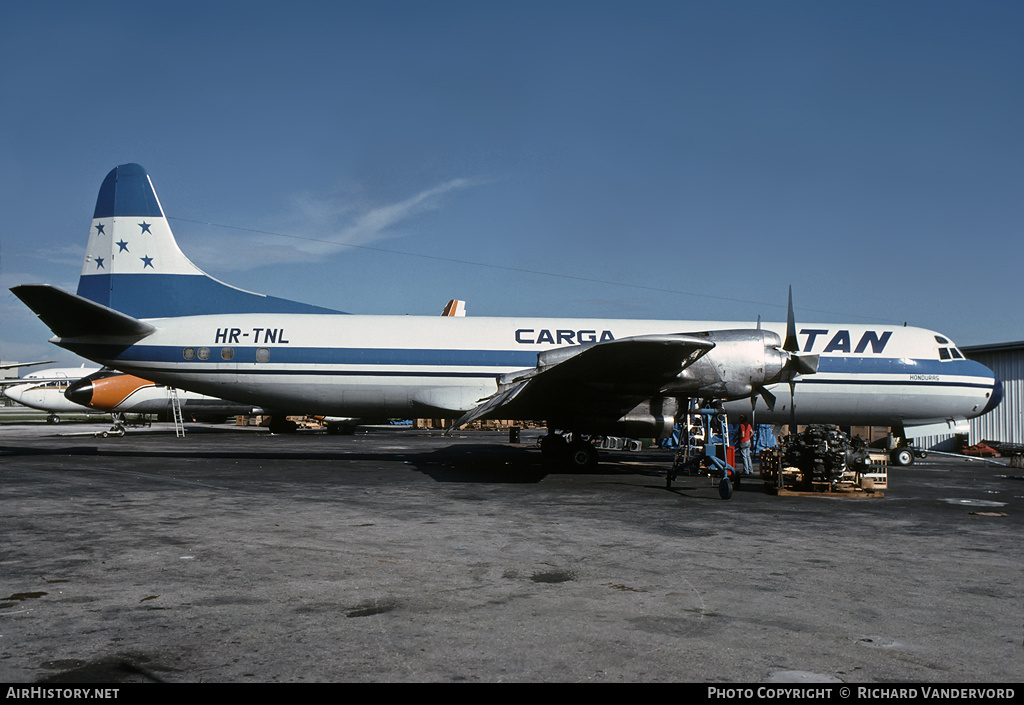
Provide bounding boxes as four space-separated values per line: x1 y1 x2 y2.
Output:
890 448 915 466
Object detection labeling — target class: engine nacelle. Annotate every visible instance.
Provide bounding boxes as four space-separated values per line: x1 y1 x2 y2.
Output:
662 329 787 400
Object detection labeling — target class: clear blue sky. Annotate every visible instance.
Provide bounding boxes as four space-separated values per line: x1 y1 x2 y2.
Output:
2 0 1021 366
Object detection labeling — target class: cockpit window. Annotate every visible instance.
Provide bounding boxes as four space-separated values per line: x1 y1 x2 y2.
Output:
937 345 965 361
935 335 963 362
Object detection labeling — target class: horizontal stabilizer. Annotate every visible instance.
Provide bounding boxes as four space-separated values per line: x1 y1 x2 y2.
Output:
11 284 156 340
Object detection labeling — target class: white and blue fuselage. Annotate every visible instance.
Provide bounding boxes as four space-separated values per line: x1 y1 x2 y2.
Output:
57 313 1001 429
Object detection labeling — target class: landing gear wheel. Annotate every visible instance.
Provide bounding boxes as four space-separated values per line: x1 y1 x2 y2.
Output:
718 476 733 500
47 415 60 425
890 448 915 466
566 440 599 470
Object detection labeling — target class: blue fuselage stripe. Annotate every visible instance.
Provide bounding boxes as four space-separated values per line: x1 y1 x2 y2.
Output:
63 343 996 389
69 344 536 368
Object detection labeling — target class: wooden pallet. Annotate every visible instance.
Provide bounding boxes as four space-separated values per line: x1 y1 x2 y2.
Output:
768 486 885 498
761 450 887 498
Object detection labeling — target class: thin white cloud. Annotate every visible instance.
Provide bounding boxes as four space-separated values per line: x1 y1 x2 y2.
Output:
180 177 476 272
21 244 86 269
337 178 471 247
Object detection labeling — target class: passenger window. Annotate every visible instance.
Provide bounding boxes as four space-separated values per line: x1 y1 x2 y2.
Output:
221 347 234 361
256 348 270 363
183 347 195 360
197 347 210 360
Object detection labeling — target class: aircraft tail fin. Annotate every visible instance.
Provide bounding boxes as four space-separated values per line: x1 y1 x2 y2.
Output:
441 299 466 316
76 164 342 318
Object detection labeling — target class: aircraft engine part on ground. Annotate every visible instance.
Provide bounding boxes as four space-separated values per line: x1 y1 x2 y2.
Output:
781 425 873 487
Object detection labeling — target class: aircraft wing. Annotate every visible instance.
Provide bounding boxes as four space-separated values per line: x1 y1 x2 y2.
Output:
0 360 55 371
0 362 57 387
451 333 714 430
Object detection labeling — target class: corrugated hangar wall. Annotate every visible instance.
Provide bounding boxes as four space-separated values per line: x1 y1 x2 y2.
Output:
963 341 1024 445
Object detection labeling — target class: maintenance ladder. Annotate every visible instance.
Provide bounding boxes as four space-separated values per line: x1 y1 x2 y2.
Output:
170 388 185 437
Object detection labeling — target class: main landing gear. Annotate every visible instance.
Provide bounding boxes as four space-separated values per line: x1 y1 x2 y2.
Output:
540 431 599 470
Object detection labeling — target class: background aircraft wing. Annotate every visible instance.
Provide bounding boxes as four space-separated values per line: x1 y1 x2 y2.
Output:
451 334 714 430
0 360 55 371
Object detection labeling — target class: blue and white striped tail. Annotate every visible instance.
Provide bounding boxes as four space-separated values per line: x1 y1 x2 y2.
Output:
76 163 341 318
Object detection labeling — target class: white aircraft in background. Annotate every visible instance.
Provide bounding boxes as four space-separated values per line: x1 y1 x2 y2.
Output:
2 365 101 423
65 368 261 422
2 362 254 430
12 164 1003 469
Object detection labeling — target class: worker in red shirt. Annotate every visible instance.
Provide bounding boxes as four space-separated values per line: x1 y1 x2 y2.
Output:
738 415 754 475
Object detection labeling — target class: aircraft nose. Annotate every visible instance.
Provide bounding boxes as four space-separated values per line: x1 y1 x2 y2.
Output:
65 379 94 406
981 375 1003 416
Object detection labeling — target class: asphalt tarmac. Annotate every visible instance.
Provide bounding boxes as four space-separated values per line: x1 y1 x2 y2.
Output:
1 421 1021 683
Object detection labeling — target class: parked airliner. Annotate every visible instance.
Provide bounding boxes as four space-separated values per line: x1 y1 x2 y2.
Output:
12 164 1002 466
65 368 261 421
2 365 101 422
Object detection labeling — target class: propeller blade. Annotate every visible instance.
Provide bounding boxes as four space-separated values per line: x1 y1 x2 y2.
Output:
779 287 806 437
778 287 818 379
783 285 799 353
789 381 797 437
792 352 819 376
758 388 777 412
